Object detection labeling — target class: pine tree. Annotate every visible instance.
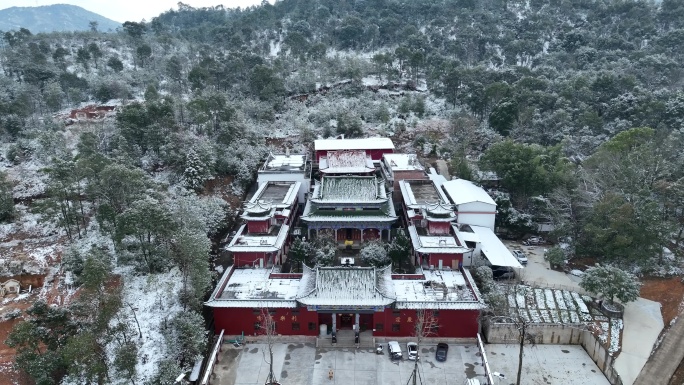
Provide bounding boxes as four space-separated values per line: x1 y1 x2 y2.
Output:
0 171 15 222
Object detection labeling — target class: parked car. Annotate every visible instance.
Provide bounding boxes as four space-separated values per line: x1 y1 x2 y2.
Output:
407 342 418 361
435 342 449 362
388 341 402 360
512 250 528 265
523 236 546 246
491 266 516 280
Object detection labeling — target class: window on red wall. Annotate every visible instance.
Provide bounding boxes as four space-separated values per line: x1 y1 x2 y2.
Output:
375 323 384 331
392 324 400 332
308 322 317 331
254 322 261 330
292 322 300 331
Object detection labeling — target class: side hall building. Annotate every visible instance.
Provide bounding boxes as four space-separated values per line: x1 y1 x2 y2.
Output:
227 181 300 268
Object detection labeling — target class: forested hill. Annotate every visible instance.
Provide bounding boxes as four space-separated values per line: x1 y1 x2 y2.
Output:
0 4 120 33
144 0 684 146
0 0 683 383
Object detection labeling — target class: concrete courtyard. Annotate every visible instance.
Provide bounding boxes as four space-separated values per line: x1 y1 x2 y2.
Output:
212 341 611 385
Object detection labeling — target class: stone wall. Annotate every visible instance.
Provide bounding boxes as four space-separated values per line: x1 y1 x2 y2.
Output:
484 323 623 385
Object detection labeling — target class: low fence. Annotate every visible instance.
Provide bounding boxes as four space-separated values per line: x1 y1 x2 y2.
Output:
391 273 426 280
484 323 622 385
199 329 224 385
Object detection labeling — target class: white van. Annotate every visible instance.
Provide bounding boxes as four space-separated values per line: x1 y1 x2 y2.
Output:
388 341 402 360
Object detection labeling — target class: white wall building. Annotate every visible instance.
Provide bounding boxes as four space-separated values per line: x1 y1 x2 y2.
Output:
440 179 497 231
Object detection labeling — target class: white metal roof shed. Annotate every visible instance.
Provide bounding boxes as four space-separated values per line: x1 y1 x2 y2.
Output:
314 137 395 151
442 179 496 206
469 225 522 268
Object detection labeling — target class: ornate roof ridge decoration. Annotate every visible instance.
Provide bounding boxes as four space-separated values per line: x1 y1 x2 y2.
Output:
425 201 453 210
244 199 273 212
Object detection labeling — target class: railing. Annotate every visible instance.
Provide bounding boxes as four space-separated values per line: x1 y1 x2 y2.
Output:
391 274 426 280
200 329 224 385
269 272 303 279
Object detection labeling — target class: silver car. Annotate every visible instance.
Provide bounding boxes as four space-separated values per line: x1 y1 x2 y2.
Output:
388 341 402 360
512 250 528 265
407 342 418 361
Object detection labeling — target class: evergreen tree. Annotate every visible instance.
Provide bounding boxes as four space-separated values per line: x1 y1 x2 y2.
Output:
0 171 15 222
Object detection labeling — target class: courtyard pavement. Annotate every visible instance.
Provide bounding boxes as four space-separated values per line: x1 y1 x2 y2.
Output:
213 342 610 385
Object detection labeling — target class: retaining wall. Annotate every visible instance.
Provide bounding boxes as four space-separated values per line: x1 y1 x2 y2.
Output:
485 323 622 385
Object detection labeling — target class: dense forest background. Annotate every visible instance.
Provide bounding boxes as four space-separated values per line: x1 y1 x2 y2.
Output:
1 0 684 383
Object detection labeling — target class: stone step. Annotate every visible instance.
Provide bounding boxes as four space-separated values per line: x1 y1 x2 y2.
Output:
317 337 375 349
316 338 375 349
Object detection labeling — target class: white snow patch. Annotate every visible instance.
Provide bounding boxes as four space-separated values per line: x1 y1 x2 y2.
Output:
109 268 185 383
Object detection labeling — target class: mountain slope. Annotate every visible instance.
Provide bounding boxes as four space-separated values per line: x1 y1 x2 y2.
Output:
0 4 120 33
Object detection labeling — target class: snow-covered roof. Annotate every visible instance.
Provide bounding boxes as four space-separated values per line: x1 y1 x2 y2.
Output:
226 224 290 253
261 153 307 172
242 201 276 219
394 269 484 310
298 266 395 307
315 137 395 152
301 195 398 223
428 169 448 186
311 176 387 203
399 180 450 206
249 181 300 207
468 225 522 268
206 265 483 311
205 267 299 308
407 225 470 254
382 153 424 171
319 150 375 174
441 179 497 206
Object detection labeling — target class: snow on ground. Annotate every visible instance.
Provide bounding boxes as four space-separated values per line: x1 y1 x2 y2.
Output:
110 268 184 383
502 284 624 355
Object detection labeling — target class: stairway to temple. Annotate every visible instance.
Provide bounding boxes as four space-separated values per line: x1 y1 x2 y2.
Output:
317 330 375 349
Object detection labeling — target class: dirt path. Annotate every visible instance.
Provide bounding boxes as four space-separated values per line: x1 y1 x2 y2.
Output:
435 159 450 180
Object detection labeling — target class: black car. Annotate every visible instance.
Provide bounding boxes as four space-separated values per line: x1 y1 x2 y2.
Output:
491 266 516 280
435 342 449 362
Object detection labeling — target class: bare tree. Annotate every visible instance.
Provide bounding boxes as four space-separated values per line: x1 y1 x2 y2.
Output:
480 283 536 385
259 307 280 385
407 309 439 385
